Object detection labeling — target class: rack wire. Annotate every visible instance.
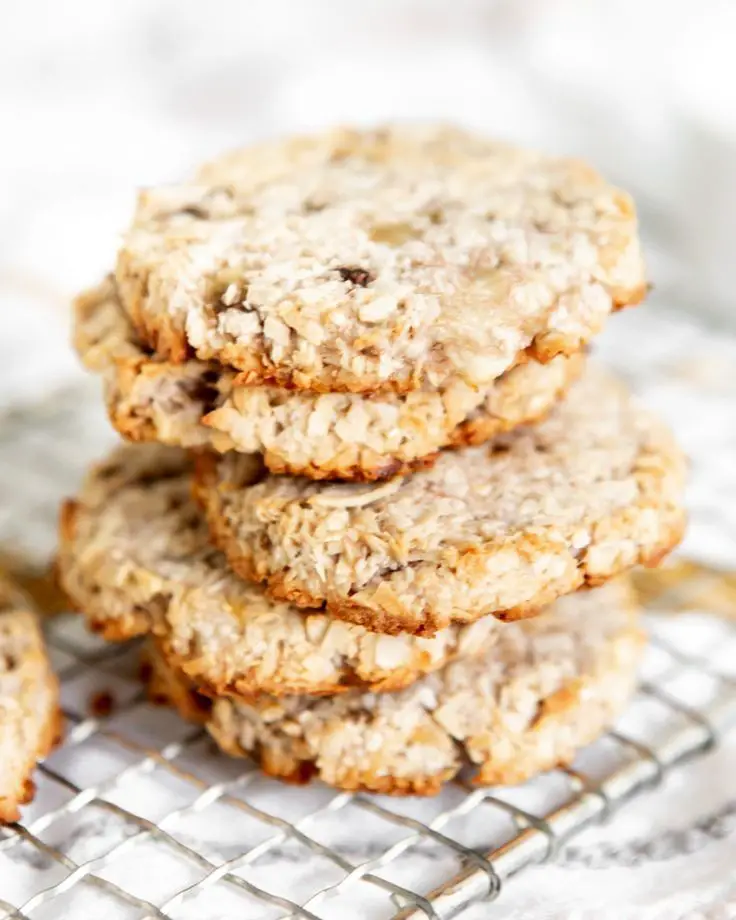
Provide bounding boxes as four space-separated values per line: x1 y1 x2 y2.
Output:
1 385 736 919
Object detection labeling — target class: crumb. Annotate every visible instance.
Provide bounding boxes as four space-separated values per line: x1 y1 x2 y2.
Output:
89 690 116 717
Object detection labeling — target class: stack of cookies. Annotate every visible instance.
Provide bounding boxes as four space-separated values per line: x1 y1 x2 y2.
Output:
58 126 687 794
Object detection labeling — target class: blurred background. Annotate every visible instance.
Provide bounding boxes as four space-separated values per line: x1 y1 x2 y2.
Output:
0 0 733 407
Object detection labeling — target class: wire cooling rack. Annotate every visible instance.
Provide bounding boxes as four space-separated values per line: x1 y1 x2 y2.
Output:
1 385 736 920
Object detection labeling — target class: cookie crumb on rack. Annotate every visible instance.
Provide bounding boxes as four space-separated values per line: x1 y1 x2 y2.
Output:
89 689 116 717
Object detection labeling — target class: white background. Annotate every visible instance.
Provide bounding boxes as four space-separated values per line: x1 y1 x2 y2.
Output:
1 0 735 324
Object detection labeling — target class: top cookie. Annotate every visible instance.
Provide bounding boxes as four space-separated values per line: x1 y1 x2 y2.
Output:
195 367 686 636
117 125 645 393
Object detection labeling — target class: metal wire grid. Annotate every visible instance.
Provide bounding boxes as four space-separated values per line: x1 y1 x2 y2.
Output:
0 387 736 919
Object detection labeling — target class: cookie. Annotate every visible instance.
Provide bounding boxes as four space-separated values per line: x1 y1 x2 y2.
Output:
0 577 61 822
195 366 686 636
74 278 583 481
58 444 515 696
144 580 644 795
116 125 645 394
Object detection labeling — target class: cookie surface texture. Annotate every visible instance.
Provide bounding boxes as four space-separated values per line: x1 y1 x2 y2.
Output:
73 278 583 481
195 367 686 635
145 580 644 795
116 125 645 393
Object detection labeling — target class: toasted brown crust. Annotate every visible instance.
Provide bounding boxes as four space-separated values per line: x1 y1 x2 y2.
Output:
143 580 644 795
262 516 684 634
197 517 683 637
0 579 62 823
123 319 610 396
57 443 532 698
116 125 646 394
141 644 213 724
74 278 584 482
194 367 687 636
155 634 442 698
449 354 584 449
0 707 64 823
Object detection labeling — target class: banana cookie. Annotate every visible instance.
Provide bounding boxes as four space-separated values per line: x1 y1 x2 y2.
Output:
116 125 645 393
74 278 583 482
0 577 61 822
144 579 644 795
195 367 686 635
58 444 511 697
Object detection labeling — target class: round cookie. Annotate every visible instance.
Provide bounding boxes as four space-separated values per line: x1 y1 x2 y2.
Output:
0 577 61 823
74 278 583 482
116 125 645 393
144 579 644 795
58 444 516 697
195 367 686 636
